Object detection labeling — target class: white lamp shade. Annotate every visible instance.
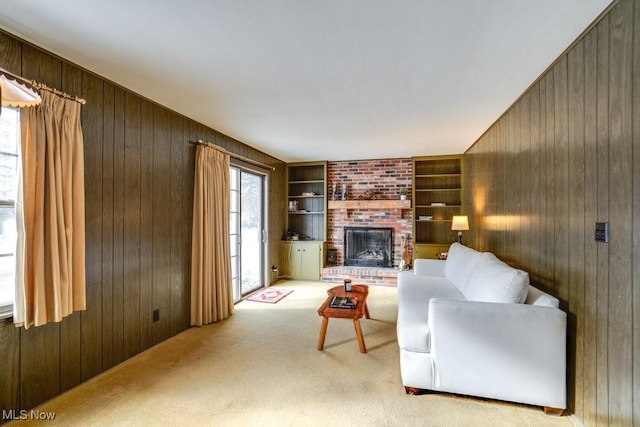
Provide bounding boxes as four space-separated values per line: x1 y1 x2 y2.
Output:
451 215 469 231
1 72 41 107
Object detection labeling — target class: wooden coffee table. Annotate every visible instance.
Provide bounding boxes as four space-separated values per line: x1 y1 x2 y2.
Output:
317 285 370 353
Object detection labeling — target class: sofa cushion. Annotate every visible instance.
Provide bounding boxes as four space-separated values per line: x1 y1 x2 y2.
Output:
396 276 464 353
464 253 529 304
444 243 483 295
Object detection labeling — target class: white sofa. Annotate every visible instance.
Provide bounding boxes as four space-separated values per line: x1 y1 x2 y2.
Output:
397 243 567 412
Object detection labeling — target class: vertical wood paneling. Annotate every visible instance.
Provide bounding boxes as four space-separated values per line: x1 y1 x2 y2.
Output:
112 86 125 365
595 16 610 425
567 40 586 415
170 113 185 335
632 1 640 425
544 72 556 293
607 1 634 422
582 27 599 427
529 82 542 284
152 106 172 344
0 31 21 75
0 28 286 416
631 1 640 426
123 92 141 359
80 72 104 381
519 92 532 273
0 321 20 416
101 82 115 371
139 99 154 351
554 57 570 307
465 1 638 424
185 121 198 328
20 323 60 410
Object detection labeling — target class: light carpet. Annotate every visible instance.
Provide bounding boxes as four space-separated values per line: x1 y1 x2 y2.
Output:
10 281 577 427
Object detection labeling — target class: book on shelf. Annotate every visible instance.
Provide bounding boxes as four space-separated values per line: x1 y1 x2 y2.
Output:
329 296 358 309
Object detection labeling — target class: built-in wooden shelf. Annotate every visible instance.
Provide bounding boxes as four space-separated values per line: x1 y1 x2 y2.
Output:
328 200 411 210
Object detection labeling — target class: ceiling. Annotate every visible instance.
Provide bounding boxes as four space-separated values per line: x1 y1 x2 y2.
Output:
0 1 612 162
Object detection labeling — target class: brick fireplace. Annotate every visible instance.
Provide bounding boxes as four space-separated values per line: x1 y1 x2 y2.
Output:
322 158 412 286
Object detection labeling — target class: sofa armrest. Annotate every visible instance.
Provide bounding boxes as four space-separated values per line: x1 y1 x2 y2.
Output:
413 258 446 277
428 298 567 409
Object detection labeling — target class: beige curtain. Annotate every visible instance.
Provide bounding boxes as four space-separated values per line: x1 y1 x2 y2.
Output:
191 145 233 326
15 91 86 328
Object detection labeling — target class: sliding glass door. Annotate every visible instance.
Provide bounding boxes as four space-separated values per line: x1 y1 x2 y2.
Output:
230 166 266 302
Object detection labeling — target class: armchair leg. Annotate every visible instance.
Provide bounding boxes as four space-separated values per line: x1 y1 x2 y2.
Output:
543 407 564 416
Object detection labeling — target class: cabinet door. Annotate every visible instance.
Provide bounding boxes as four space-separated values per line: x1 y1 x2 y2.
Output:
281 242 322 281
298 243 321 281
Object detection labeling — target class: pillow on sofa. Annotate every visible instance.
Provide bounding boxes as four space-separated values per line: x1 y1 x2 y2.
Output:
465 253 529 304
444 243 483 295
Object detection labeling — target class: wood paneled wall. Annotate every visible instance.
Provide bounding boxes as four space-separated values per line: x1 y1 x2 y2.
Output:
0 30 286 416
464 0 637 424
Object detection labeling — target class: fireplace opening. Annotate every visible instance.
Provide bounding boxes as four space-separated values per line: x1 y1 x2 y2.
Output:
343 227 393 267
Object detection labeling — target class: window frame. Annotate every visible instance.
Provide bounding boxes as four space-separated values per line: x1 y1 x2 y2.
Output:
0 106 20 320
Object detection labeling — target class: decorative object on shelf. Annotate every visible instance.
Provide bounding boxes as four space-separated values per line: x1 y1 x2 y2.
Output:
451 215 469 244
418 215 433 221
288 201 298 212
341 183 348 201
357 189 376 200
331 183 337 201
301 191 317 196
431 202 446 206
437 252 448 260
398 186 408 200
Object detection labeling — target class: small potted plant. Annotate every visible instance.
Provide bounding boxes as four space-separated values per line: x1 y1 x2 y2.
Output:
398 187 408 200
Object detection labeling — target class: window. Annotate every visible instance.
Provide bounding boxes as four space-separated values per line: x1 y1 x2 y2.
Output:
0 107 19 319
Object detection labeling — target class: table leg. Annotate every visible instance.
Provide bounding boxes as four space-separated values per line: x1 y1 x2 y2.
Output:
364 303 370 319
317 317 329 350
353 319 367 353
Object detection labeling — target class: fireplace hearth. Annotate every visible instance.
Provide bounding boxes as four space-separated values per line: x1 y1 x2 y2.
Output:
343 227 393 268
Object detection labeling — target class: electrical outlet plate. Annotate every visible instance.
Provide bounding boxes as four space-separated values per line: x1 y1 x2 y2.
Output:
595 222 609 243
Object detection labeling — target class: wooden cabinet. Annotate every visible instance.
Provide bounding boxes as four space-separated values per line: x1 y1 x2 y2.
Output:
286 162 327 241
281 241 327 281
412 155 463 260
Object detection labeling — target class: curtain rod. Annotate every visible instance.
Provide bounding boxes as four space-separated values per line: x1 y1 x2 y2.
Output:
31 81 86 105
192 139 275 171
0 68 86 105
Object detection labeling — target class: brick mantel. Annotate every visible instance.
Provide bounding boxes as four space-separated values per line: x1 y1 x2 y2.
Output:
326 158 413 271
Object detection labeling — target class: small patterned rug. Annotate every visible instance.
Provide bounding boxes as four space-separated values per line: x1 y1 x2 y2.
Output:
246 288 293 304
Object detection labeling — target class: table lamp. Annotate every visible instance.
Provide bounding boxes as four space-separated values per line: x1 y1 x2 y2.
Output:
451 215 469 244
